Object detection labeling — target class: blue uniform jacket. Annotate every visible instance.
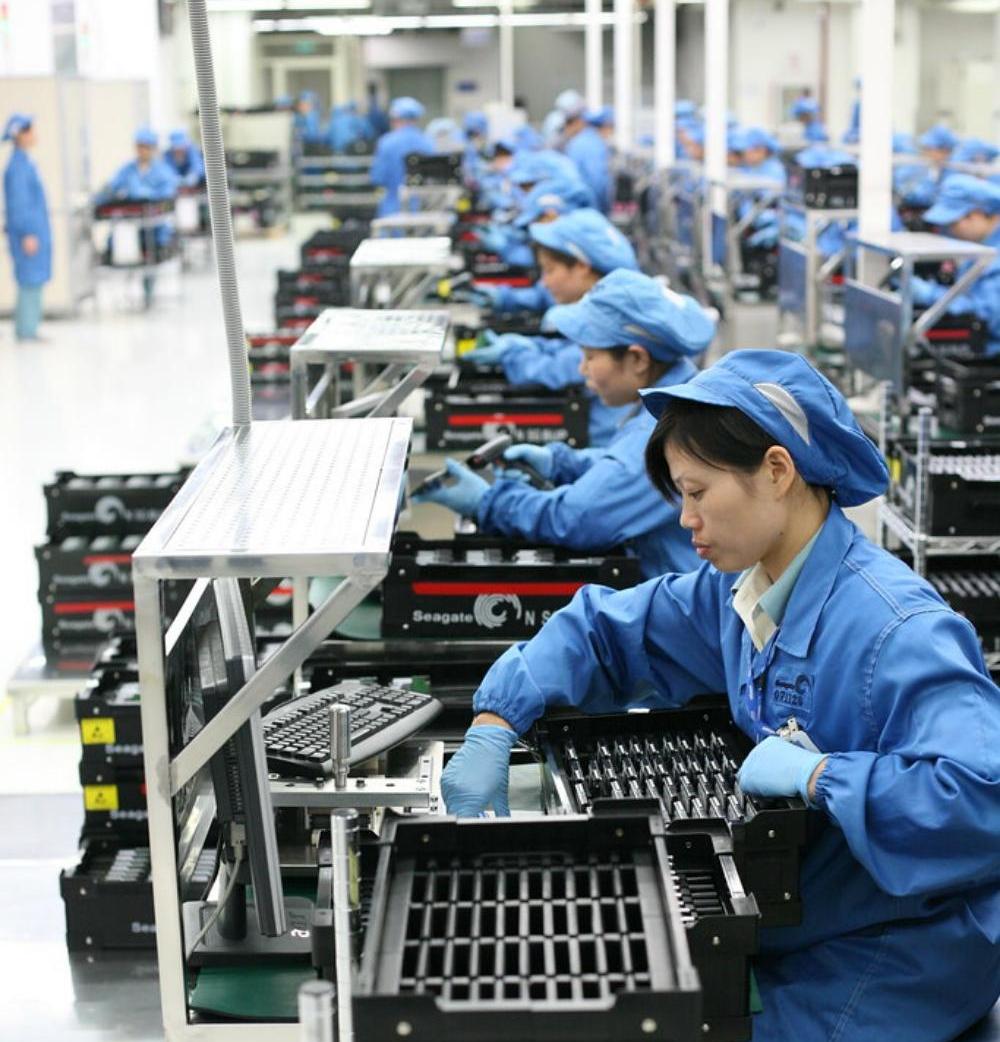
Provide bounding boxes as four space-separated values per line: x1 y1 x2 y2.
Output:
294 110 323 145
165 146 204 187
476 361 701 579
104 158 178 201
4 148 51 286
564 125 611 213
327 110 367 153
473 503 1000 1041
370 124 434 216
911 224 1000 356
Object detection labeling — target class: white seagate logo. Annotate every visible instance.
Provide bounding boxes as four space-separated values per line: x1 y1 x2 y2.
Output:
473 594 522 630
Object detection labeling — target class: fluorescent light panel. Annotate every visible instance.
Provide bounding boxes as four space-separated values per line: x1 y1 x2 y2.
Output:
254 10 641 30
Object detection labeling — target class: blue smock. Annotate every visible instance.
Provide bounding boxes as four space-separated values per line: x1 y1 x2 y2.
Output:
293 109 323 145
475 362 701 579
327 108 367 153
735 156 787 226
472 502 1000 1042
3 147 51 286
564 125 611 214
104 158 178 201
165 145 204 187
366 101 390 139
369 123 434 216
911 223 1000 356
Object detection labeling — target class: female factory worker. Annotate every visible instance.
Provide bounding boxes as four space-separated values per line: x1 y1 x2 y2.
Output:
369 96 433 216
913 174 1000 356
441 349 1000 1042
414 269 715 580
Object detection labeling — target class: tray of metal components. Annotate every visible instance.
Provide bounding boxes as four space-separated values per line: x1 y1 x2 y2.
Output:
893 552 1000 639
787 162 857 209
40 594 137 660
536 699 808 927
426 379 589 451
276 268 349 299
382 533 640 639
356 813 703 1042
300 228 368 267
887 437 1000 536
405 152 462 186
933 354 1000 435
94 198 174 220
44 468 189 540
61 837 216 952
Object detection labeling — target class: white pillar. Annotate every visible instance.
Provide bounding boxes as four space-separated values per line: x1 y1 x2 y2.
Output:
654 0 676 171
499 0 514 110
585 0 603 111
857 0 894 275
703 0 728 276
614 0 635 152
993 9 1000 140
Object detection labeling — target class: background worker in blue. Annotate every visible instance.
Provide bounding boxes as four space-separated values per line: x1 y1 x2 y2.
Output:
466 207 641 445
365 82 390 139
369 96 433 216
414 270 715 579
461 110 488 185
326 102 367 154
790 94 827 142
3 113 51 342
558 92 612 214
164 129 204 188
911 175 1000 356
440 349 1000 1042
292 91 324 147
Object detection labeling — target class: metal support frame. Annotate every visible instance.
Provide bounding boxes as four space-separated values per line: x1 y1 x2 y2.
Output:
613 0 635 153
585 0 603 111
653 0 676 173
702 0 728 280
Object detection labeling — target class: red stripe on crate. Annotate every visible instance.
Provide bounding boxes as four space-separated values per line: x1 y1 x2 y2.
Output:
82 555 132 565
411 581 584 596
53 600 135 615
926 329 972 341
447 413 566 426
57 660 93 671
473 277 533 287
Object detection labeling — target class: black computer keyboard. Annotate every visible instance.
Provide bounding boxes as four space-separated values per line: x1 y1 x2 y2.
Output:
262 679 443 779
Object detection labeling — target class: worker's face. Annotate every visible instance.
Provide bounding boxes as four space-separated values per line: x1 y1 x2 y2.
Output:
922 146 951 167
727 150 743 167
136 143 155 164
16 125 36 149
685 141 704 161
493 152 514 172
171 146 186 163
598 125 614 141
664 443 796 574
539 254 598 304
742 145 768 166
579 346 652 407
947 209 993 242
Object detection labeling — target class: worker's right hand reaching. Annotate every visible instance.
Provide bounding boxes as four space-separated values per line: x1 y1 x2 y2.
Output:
500 443 555 482
441 722 518 817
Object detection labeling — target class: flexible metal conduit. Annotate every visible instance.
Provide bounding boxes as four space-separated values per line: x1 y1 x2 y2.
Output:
187 0 252 427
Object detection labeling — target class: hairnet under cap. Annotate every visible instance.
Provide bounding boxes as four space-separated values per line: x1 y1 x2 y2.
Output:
640 349 889 507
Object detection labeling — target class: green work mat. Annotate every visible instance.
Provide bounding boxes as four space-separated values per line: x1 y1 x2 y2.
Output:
750 967 763 1014
310 576 383 640
189 964 314 1021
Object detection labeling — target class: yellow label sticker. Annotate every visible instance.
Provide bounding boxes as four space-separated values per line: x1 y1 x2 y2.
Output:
80 718 116 745
436 278 452 298
84 785 119 812
456 196 471 213
889 457 902 484
456 337 477 356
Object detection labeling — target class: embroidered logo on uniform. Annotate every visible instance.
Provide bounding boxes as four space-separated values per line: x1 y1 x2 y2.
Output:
772 671 814 711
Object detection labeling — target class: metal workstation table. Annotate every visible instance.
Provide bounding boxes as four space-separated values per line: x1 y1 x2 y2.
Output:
133 417 411 1041
843 231 996 390
290 308 448 420
349 235 456 309
371 211 457 237
399 182 466 211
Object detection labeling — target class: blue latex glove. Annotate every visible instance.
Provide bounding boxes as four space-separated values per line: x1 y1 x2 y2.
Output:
462 341 509 366
410 457 489 517
468 283 502 307
736 735 827 805
501 443 555 480
441 724 519 816
910 275 942 307
474 225 508 255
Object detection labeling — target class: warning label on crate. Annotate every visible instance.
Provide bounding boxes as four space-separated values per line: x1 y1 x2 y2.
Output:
83 785 120 811
80 718 116 745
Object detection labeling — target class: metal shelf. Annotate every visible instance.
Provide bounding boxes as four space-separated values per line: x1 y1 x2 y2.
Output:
878 500 1000 557
372 211 456 236
350 236 454 270
852 230 996 262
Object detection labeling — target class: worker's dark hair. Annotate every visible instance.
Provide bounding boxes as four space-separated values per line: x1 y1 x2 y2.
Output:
644 398 778 501
534 243 585 269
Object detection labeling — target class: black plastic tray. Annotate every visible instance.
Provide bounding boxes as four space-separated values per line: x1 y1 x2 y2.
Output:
935 354 1000 435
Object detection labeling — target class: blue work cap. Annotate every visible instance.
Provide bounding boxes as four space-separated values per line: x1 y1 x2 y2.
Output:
923 174 1000 226
510 149 578 185
953 137 1000 165
515 178 593 227
134 126 158 148
299 90 319 104
427 117 462 145
554 88 586 120
530 208 638 274
641 350 889 507
586 105 615 128
547 270 715 361
919 124 958 152
892 132 917 155
733 127 779 153
675 99 697 119
463 111 488 137
389 96 425 121
168 129 191 150
727 127 746 152
683 123 705 147
795 144 855 169
791 96 820 119
2 113 32 142
541 110 566 145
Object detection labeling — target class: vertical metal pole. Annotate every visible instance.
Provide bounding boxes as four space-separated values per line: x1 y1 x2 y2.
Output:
857 0 894 284
914 407 932 577
331 812 356 1042
703 0 728 279
614 0 635 153
654 0 676 172
805 213 818 345
585 0 603 112
499 0 515 110
299 981 335 1042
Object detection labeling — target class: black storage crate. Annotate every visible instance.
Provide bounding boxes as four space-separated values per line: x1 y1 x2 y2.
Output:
300 228 368 267
36 535 139 593
405 152 462 186
226 148 280 170
887 437 1000 536
935 354 1000 434
94 199 174 220
892 552 1000 641
79 760 147 839
76 672 144 767
357 814 703 1042
536 700 808 927
45 469 188 540
787 162 858 209
383 534 640 639
426 380 589 450
40 595 137 658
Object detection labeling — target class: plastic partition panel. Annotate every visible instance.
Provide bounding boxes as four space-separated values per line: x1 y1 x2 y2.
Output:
778 245 807 317
842 280 904 389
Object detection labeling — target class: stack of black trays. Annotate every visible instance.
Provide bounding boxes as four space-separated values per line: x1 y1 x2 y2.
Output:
786 163 858 209
300 228 368 270
405 152 462 186
274 267 349 327
933 354 1000 435
357 813 704 1042
536 698 808 929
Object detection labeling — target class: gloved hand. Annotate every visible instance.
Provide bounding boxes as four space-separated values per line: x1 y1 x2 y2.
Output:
441 724 519 816
468 283 503 308
910 275 942 307
410 457 489 517
737 735 827 805
474 224 508 255
501 443 555 481
462 331 509 366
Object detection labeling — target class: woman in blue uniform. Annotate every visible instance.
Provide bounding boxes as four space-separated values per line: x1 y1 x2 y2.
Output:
3 113 51 342
413 269 716 580
441 349 1000 1042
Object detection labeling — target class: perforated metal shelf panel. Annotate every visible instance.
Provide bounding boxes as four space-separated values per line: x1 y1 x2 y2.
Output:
854 230 998 260
350 236 454 270
293 308 449 364
372 212 456 233
133 418 411 578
